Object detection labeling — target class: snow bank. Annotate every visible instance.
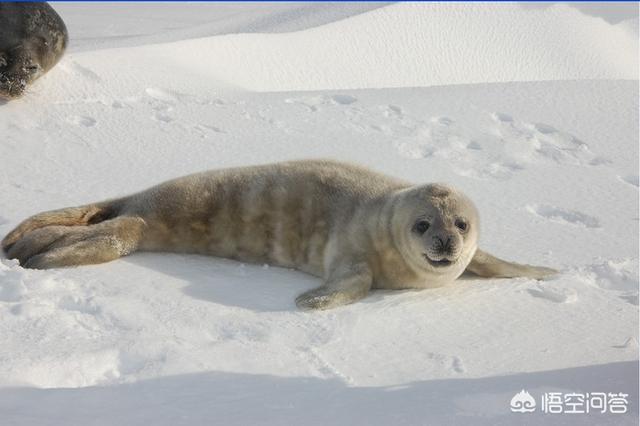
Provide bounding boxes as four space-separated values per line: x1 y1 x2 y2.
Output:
110 2 638 91
55 2 390 52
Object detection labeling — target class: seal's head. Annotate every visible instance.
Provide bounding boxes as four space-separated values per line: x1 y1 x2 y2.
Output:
393 183 479 281
0 46 44 100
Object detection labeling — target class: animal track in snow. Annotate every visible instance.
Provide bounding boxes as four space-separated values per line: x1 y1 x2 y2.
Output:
570 259 638 305
531 122 556 134
491 112 513 123
382 104 403 118
430 116 453 126
588 156 611 166
526 204 600 228
450 356 466 373
284 94 358 112
612 337 639 350
145 87 179 104
67 115 97 127
0 275 27 302
301 346 354 384
585 259 638 293
345 106 603 180
618 175 639 188
61 61 101 82
620 294 639 306
426 352 466 374
528 285 577 303
57 295 102 315
466 140 482 150
152 112 174 123
330 94 357 105
494 116 600 167
195 124 225 134
144 88 179 123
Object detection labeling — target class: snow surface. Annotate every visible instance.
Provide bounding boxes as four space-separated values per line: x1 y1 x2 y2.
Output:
0 3 638 425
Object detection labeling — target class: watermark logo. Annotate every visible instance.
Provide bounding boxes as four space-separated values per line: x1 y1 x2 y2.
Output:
510 390 629 414
510 389 537 413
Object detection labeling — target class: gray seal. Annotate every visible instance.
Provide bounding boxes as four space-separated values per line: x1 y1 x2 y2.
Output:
2 160 556 310
0 2 68 100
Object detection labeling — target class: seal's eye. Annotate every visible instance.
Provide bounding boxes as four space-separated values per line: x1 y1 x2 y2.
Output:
415 220 430 234
455 219 468 232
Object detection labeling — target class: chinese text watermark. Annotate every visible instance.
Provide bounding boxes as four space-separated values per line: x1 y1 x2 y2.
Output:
510 390 629 414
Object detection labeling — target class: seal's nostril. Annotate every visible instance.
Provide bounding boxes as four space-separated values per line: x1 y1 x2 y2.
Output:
431 236 446 254
432 236 454 254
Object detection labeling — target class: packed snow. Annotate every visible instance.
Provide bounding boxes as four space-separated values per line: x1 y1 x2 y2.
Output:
0 3 638 425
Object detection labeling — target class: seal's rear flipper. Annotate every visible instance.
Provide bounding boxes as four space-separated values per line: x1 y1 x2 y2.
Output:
2 199 125 255
5 215 145 269
466 248 557 280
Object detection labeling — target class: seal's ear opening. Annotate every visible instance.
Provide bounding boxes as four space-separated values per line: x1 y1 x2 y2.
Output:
0 52 7 68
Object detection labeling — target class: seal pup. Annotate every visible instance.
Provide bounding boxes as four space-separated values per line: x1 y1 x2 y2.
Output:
0 2 68 100
2 160 556 310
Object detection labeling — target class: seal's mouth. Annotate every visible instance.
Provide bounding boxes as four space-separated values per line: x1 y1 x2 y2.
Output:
0 89 22 100
423 254 453 268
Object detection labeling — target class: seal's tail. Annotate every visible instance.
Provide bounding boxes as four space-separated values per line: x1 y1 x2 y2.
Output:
2 199 146 269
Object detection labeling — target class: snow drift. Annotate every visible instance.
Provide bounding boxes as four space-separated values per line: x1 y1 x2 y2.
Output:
67 2 638 91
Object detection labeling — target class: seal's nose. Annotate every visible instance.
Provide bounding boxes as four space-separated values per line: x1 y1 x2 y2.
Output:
434 236 452 253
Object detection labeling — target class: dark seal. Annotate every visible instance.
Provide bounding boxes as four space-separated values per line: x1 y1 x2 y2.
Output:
0 2 68 100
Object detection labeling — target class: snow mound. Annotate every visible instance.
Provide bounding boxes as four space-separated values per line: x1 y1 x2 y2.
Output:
85 2 639 91
55 3 390 52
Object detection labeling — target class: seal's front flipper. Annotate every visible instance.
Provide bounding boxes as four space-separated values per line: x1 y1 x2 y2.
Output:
466 248 557 280
296 263 372 311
